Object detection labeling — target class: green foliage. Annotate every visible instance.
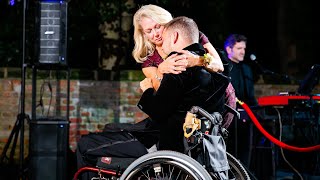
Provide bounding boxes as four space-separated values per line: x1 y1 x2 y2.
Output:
99 0 135 23
68 0 135 24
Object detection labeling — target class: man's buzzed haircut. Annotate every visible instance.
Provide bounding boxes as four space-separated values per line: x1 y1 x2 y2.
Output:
164 16 199 43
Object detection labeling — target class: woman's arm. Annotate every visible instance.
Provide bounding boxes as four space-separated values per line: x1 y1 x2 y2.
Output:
142 53 188 91
203 42 224 73
142 67 161 91
180 42 224 73
142 45 225 91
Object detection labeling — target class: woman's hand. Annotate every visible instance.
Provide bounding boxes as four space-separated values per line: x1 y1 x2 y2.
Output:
177 50 200 68
158 53 188 74
203 43 224 72
205 59 224 73
140 78 153 92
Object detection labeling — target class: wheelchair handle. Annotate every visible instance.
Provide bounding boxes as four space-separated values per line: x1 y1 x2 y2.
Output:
189 106 218 125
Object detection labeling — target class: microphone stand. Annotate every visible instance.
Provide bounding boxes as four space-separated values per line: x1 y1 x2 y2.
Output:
19 0 27 178
253 60 296 84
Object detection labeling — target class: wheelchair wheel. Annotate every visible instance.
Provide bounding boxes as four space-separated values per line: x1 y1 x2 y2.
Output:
120 150 213 180
227 152 251 180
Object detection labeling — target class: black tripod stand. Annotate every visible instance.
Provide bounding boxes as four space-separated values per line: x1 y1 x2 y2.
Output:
0 0 28 179
0 107 30 178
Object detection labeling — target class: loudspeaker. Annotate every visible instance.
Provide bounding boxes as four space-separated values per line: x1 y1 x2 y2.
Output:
36 0 67 66
29 119 69 180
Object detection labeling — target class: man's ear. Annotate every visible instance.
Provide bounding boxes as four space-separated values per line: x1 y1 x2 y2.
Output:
172 31 179 44
226 46 232 54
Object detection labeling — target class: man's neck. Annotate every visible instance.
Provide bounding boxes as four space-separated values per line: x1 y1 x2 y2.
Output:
167 43 204 58
156 46 167 59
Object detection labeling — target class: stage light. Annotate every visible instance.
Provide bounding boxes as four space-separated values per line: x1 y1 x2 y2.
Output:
9 0 15 6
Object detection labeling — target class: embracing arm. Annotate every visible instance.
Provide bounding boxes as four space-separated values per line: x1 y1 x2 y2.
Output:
203 42 224 73
182 42 224 73
142 53 188 91
142 67 161 91
141 42 224 91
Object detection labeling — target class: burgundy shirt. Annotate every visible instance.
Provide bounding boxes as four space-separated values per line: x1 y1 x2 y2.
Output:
141 31 209 68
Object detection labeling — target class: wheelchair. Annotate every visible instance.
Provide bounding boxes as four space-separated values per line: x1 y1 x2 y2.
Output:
73 106 250 180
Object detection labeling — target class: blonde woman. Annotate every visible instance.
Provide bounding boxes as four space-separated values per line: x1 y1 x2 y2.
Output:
132 4 224 90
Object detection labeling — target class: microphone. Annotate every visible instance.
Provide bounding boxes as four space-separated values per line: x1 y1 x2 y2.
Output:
248 54 269 74
249 54 257 61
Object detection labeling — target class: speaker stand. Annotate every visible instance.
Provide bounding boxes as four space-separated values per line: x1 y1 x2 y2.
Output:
0 111 30 173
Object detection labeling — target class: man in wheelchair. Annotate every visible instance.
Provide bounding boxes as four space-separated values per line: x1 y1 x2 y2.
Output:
75 16 231 180
138 16 230 153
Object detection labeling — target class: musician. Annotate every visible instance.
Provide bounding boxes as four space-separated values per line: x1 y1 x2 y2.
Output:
224 34 258 106
223 34 258 167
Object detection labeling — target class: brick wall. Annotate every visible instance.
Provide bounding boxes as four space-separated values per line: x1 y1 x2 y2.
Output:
0 78 147 157
0 76 319 159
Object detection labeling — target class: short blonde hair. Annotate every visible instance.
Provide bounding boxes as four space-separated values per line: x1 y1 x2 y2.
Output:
164 16 199 44
132 4 173 63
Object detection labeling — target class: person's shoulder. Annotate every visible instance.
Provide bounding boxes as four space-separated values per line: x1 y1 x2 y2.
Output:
142 50 163 68
199 31 209 45
199 31 207 38
183 43 206 55
242 62 252 69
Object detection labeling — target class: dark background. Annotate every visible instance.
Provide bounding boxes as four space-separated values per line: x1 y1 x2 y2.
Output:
162 0 314 81
0 0 315 81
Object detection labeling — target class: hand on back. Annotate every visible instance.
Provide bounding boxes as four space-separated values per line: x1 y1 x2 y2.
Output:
158 53 188 74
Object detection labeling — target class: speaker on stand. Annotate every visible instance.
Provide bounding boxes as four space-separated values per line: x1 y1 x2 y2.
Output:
28 1 70 180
